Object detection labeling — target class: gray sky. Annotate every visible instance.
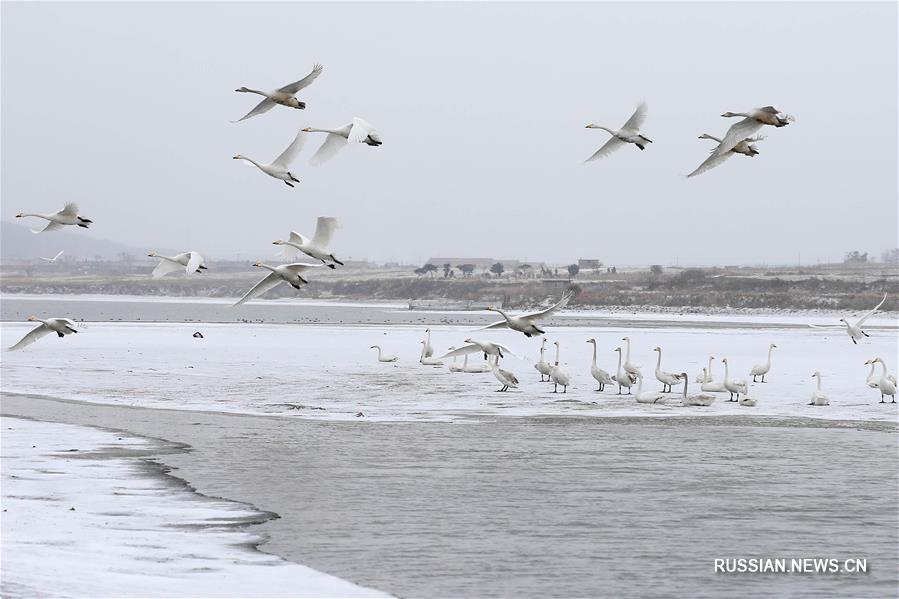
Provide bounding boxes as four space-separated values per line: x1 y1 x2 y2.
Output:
2 1 896 266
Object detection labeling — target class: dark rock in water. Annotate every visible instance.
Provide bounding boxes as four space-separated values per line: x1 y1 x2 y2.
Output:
192 331 204 338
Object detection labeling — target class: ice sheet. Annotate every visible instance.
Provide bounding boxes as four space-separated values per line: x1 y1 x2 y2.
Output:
0 417 390 599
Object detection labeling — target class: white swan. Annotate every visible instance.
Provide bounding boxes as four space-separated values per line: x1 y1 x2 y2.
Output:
16 203 92 233
535 338 553 381
148 251 206 278
620 336 642 377
303 118 382 166
272 217 343 268
585 102 652 160
490 355 519 392
232 262 321 306
634 374 665 404
866 358 897 403
233 64 323 122
695 356 715 383
419 341 444 366
586 338 613 391
721 358 748 401
370 345 398 363
461 353 491 373
39 250 65 263
713 106 793 157
679 374 716 407
448 347 464 372
422 328 434 359
549 341 571 393
701 358 727 392
8 316 79 351
613 347 635 395
864 360 895 388
439 339 519 361
652 347 682 393
749 343 776 382
687 133 763 178
808 371 829 406
838 294 887 344
478 291 573 338
738 395 758 407
233 129 307 187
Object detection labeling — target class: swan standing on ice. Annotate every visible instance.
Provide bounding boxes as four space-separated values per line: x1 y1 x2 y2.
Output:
303 118 382 166
679 374 716 407
39 250 65 263
701 358 727 392
370 345 398 363
865 358 897 403
721 357 748 401
620 336 642 378
439 339 519 361
535 338 553 381
584 102 652 160
232 64 323 122
750 344 777 382
687 133 763 178
653 347 682 393
634 374 665 404
549 341 571 393
16 203 92 233
232 262 321 306
233 129 307 187
8 316 79 351
808 372 830 406
147 251 206 278
587 338 613 391
695 356 715 383
713 106 793 157
478 291 573 338
422 328 434 359
273 217 343 268
419 341 444 366
490 355 519 392
613 347 635 395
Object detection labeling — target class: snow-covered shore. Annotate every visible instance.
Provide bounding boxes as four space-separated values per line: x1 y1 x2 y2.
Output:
0 417 391 599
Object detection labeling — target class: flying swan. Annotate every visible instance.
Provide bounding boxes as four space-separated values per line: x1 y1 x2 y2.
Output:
303 118 382 166
148 251 206 278
273 217 343 268
478 291 574 338
585 102 652 161
39 250 65 263
439 339 520 361
233 129 307 187
687 133 764 178
713 106 792 157
16 203 92 233
233 64 323 122
233 262 321 306
809 294 887 344
8 316 79 351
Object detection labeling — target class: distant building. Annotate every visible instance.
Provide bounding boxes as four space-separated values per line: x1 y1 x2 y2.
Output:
578 258 603 270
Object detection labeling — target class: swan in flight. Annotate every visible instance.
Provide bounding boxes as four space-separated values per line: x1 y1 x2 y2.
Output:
586 338 613 391
16 203 92 233
810 294 888 343
750 344 776 382
370 345 398 362
233 129 307 187
232 64 323 122
549 341 570 393
439 339 519 361
490 355 519 392
534 338 553 381
808 372 830 406
695 356 715 383
477 291 573 337
620 337 642 378
721 357 748 401
39 250 65 263
148 251 206 278
686 133 764 178
273 217 343 268
302 118 382 166
232 262 321 306
8 316 79 351
679 374 716 407
584 102 652 160
865 358 897 403
713 106 793 157
613 347 635 395
419 341 444 366
634 374 665 404
653 347 682 393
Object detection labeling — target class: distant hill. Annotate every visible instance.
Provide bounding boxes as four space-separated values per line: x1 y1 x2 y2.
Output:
1 220 158 260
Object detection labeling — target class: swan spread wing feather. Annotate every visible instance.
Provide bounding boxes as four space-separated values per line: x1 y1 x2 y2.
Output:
475 319 510 332
233 272 283 306
186 252 204 274
151 256 187 279
585 136 626 161
622 102 648 131
278 64 323 94
348 118 377 143
235 97 277 122
522 292 573 321
32 221 65 234
8 324 53 351
281 262 321 274
272 130 308 169
60 203 79 217
855 294 887 327
311 217 338 249
714 117 764 157
309 133 349 166
687 150 733 178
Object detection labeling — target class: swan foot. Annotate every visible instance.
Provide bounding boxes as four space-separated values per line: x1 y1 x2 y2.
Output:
56 331 64 338
330 255 345 266
284 181 295 188
635 144 645 150
296 102 306 109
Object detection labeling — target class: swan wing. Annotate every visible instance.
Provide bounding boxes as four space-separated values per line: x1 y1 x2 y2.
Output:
494 343 522 360
59 203 79 217
713 117 763 157
521 291 573 321
54 250 65 260
32 221 65 234
308 133 349 166
281 262 322 274
585 136 626 162
855 294 887 327
8 324 53 351
686 150 733 178
233 272 283 306
272 130 308 169
151 258 186 279
277 64 323 94
348 117 378 143
311 217 338 249
186 252 204 274
807 324 842 330
233 97 277 122
621 102 648 131
474 319 510 331
438 344 481 359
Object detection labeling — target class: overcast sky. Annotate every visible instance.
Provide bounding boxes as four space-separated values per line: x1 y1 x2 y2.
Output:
2 2 896 266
